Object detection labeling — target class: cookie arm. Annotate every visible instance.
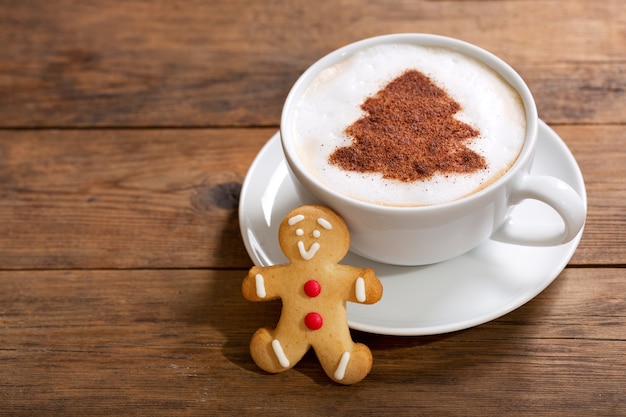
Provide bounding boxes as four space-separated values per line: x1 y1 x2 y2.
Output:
350 268 383 305
242 265 282 301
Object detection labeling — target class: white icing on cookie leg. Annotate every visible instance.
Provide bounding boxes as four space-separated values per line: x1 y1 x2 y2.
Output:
334 351 351 381
271 339 290 368
355 277 366 302
255 274 266 298
297 241 320 260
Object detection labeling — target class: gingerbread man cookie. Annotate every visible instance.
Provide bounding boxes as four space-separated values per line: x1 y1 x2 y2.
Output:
242 204 383 384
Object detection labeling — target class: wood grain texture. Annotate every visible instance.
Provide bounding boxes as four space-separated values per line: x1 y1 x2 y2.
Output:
0 125 622 269
555 125 626 265
1 268 624 416
0 128 270 269
0 0 624 127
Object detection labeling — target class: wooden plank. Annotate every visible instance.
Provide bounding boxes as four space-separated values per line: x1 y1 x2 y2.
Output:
529 63 626 124
0 268 624 415
557 125 626 265
0 128 272 269
0 125 622 269
0 0 624 127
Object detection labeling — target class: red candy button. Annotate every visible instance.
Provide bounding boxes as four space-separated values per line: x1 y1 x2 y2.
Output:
303 279 321 297
304 312 323 330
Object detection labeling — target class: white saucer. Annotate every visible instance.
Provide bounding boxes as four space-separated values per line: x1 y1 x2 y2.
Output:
239 120 586 336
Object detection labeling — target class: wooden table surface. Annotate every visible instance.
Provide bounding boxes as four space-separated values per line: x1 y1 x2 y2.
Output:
1 1 624 415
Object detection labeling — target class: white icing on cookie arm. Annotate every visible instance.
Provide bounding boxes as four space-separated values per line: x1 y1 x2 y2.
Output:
255 274 267 298
243 267 280 301
355 277 366 302
350 268 383 304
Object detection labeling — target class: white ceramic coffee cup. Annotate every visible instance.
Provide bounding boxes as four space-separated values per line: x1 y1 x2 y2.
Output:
280 33 586 266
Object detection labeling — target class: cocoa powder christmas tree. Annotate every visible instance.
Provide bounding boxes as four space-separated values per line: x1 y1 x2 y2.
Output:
330 70 487 182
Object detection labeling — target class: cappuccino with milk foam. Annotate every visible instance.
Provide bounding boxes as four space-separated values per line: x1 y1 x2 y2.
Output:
291 43 526 206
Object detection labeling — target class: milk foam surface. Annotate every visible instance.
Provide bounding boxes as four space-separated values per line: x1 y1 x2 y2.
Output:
292 43 526 206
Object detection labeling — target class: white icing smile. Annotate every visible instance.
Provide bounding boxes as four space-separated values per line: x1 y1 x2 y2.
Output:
298 241 320 260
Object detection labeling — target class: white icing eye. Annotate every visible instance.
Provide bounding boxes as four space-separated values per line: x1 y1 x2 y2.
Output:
296 229 304 236
313 230 321 238
289 214 305 225
317 217 332 230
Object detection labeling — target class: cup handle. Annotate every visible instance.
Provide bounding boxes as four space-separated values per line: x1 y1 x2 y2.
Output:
492 175 586 246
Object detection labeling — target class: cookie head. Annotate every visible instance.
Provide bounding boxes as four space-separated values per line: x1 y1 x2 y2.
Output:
278 205 350 264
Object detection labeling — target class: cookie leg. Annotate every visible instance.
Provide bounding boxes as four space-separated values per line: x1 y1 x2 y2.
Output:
249 327 309 374
317 342 373 385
